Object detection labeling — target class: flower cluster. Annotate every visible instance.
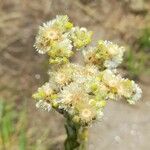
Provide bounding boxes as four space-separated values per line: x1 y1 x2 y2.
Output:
33 15 142 126
83 40 125 69
34 15 92 64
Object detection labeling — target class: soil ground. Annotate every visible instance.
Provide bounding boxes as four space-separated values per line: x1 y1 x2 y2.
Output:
0 0 150 149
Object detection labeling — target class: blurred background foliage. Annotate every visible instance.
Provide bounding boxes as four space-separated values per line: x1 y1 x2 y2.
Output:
0 0 149 150
0 100 27 150
123 27 150 79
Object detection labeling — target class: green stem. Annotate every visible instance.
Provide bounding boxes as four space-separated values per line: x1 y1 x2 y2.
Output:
64 118 88 150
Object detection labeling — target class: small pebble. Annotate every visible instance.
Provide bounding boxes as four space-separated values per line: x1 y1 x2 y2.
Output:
35 74 41 79
114 135 121 143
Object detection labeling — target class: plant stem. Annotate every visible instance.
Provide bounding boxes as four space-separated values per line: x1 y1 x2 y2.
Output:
64 118 88 150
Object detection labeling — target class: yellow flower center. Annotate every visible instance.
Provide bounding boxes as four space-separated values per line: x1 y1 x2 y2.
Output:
81 109 92 119
47 29 60 40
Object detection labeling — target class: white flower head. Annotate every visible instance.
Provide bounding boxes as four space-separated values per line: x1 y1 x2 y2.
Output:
99 40 125 68
70 27 92 49
36 100 51 112
127 81 142 104
34 15 73 57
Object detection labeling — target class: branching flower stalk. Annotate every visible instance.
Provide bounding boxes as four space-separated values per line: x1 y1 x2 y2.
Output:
32 15 142 150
